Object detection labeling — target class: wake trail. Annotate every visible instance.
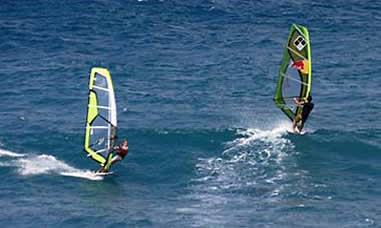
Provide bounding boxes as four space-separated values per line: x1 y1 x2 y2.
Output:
0 148 103 181
0 148 25 158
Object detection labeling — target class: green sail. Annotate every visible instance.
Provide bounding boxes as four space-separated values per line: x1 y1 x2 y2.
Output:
274 24 312 121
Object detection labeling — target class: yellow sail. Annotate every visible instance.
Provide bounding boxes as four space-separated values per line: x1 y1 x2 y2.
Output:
84 67 117 169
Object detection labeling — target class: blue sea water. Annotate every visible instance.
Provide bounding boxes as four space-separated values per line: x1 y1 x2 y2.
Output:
1 0 381 227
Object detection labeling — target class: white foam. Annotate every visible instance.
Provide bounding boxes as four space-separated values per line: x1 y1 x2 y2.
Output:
0 162 12 167
224 120 292 156
14 154 103 181
0 147 103 181
60 171 103 181
18 154 72 175
192 121 296 196
0 149 25 157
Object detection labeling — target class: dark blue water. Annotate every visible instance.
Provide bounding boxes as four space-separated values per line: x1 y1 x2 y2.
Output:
1 0 381 227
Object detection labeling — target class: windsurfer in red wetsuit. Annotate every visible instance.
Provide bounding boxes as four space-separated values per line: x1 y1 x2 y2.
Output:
97 138 128 173
110 138 129 166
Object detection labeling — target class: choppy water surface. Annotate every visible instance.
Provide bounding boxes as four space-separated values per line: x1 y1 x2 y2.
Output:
1 0 381 227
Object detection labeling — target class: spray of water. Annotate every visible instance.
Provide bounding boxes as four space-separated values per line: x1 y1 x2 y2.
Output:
0 148 103 181
177 121 296 226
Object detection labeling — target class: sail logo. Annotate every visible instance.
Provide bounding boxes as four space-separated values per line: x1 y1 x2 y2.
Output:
292 60 309 74
294 36 306 51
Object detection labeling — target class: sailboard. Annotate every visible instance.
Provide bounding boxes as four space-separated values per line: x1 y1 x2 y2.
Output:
92 171 115 176
84 67 117 172
274 24 312 122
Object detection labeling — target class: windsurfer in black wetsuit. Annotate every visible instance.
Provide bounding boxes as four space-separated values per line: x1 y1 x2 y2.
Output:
97 138 129 173
292 95 314 133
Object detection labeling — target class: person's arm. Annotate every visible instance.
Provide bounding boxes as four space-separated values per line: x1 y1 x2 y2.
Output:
113 145 121 151
293 97 301 105
293 97 305 106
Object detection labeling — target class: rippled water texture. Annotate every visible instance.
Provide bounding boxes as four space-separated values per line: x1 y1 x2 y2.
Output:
1 0 381 227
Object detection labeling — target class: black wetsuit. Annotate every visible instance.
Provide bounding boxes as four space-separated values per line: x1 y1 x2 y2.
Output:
301 102 314 122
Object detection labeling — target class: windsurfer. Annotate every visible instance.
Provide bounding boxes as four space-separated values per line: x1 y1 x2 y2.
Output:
292 95 314 133
97 138 129 173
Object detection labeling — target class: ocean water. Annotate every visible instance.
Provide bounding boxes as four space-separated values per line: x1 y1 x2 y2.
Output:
1 0 381 227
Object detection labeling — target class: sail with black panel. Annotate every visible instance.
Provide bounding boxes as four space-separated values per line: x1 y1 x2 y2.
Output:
84 67 117 171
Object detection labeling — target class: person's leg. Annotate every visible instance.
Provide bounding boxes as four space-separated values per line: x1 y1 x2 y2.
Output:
96 164 106 173
110 155 122 166
293 115 302 131
297 122 304 133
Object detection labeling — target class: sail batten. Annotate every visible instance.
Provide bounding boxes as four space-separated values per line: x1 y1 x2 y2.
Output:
90 126 108 129
293 24 309 42
281 73 309 86
84 67 117 168
287 47 307 60
93 85 111 92
88 105 111 110
274 24 312 121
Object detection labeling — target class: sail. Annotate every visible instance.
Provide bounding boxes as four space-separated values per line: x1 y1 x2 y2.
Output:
84 67 117 170
274 24 312 121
